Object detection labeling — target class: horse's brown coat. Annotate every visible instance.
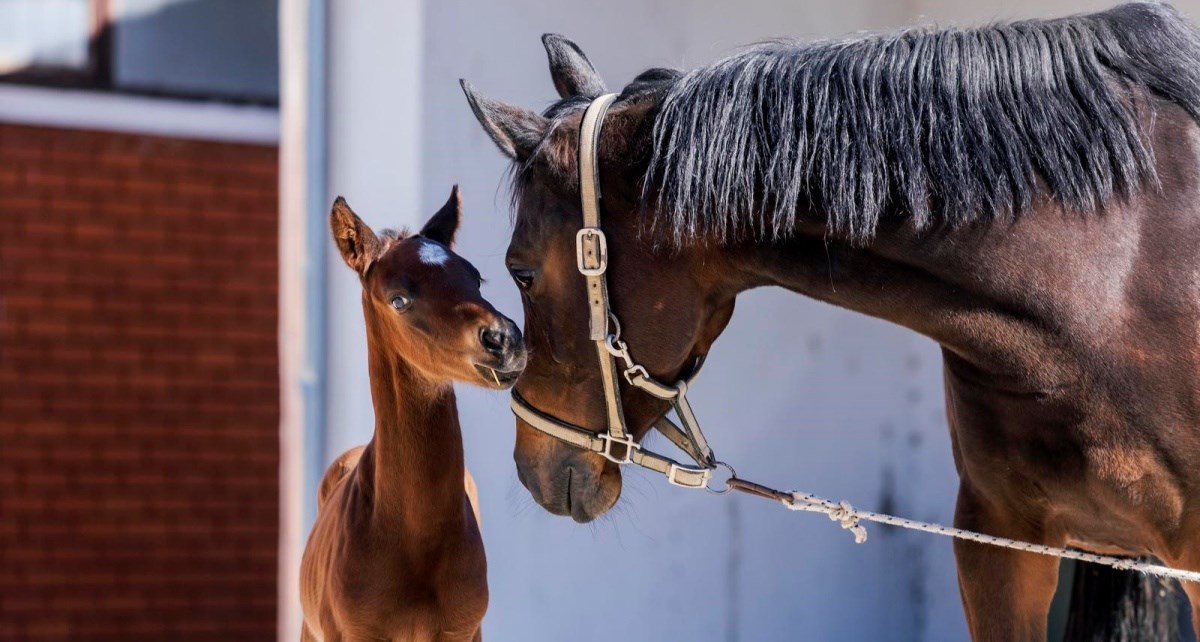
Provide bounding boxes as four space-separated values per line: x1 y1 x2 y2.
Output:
299 189 525 642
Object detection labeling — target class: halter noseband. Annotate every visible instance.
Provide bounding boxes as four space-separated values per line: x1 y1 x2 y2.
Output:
509 93 726 490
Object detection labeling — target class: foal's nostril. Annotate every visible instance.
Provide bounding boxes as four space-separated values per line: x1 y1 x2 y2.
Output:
480 327 506 356
506 321 523 350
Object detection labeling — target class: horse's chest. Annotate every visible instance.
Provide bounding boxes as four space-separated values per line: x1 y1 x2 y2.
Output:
946 379 1186 547
300 517 484 641
945 377 1080 476
335 544 486 638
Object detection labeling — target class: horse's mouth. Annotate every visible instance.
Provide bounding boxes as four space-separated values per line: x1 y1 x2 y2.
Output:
474 364 521 387
564 467 575 520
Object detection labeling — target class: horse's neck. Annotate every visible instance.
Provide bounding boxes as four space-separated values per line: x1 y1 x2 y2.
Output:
728 221 1077 385
360 319 466 531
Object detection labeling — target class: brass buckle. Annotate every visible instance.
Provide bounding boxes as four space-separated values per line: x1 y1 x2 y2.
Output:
575 228 608 276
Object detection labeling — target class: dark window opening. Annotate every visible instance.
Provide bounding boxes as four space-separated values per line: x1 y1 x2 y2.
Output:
0 0 278 106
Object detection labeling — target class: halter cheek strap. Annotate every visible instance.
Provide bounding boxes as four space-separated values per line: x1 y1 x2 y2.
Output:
508 93 724 490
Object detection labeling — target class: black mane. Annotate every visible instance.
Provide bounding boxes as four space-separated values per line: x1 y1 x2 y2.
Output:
636 2 1200 245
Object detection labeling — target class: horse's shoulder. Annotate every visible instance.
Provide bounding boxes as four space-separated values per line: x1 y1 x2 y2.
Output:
317 445 366 511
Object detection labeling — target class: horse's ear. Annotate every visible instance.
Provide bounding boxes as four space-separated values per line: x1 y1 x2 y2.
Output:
330 197 381 276
460 80 549 161
420 185 461 247
542 34 607 98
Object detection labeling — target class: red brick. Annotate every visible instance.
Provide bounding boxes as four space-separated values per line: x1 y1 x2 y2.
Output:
0 122 279 641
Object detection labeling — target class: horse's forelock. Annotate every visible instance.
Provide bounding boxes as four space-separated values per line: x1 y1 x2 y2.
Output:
510 71 683 218
376 228 411 255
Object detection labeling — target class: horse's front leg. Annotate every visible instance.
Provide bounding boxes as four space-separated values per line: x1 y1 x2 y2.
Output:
954 484 1061 642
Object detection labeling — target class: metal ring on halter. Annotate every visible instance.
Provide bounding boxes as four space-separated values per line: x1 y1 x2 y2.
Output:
705 461 737 495
607 312 622 340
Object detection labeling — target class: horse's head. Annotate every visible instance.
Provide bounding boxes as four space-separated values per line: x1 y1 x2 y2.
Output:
330 186 526 388
462 38 739 522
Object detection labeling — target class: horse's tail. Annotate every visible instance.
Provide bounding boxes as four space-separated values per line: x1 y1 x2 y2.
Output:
1063 560 1182 642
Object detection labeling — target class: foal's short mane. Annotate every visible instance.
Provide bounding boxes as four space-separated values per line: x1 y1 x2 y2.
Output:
518 3 1200 246
642 2 1200 244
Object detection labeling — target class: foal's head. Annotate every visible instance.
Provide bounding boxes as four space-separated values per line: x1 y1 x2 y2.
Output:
330 187 526 389
462 39 738 521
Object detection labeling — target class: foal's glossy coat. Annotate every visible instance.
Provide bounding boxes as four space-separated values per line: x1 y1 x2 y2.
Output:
299 189 525 642
463 4 1200 640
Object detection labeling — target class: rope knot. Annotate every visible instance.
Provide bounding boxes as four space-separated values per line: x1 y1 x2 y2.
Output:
1111 558 1135 571
828 500 868 544
785 492 869 544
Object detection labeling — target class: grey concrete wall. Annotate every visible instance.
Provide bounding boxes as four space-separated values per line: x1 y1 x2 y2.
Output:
323 0 425 469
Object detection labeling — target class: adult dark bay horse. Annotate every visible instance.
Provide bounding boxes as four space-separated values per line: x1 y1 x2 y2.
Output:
461 3 1200 640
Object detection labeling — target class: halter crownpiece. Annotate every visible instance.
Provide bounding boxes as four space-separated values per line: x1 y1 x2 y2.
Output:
508 92 723 490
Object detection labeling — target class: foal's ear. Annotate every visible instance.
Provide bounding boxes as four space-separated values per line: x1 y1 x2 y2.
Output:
542 34 607 99
330 197 381 275
460 80 549 161
419 185 462 247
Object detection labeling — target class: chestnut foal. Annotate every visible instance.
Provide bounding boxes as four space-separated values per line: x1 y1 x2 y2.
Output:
300 187 526 642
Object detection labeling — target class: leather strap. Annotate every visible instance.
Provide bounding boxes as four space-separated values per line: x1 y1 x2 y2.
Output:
595 339 629 441
511 391 712 488
578 92 617 342
580 94 627 444
508 93 719 490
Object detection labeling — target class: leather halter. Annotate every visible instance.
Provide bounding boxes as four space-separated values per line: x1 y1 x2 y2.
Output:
509 93 725 490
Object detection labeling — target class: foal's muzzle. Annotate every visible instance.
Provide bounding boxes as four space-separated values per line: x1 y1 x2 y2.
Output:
474 318 526 387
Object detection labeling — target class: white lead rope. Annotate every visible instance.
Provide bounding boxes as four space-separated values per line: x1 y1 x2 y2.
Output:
781 490 1200 584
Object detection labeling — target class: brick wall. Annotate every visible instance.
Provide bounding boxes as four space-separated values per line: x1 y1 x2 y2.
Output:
0 123 279 640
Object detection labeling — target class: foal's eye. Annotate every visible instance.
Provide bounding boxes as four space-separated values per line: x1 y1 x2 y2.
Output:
509 266 536 290
391 295 412 311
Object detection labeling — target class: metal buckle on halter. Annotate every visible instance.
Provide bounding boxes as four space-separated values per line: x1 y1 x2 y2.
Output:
667 462 711 488
598 432 638 464
575 228 608 276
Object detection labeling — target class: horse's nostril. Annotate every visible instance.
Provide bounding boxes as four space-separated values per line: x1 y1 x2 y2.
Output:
480 327 505 356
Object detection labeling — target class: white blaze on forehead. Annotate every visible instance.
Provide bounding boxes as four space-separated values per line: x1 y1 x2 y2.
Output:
417 240 450 266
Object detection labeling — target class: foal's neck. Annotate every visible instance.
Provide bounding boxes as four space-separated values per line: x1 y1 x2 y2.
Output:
360 309 467 530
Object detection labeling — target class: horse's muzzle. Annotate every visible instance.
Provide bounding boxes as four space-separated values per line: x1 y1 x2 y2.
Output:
514 421 620 523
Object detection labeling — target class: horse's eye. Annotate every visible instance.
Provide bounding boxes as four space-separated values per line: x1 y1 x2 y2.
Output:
391 295 412 311
509 266 536 290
